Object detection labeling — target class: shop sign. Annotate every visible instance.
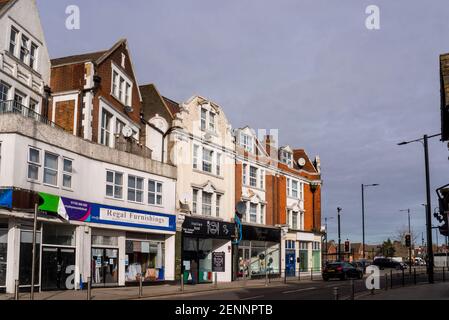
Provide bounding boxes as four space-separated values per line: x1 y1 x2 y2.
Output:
0 188 12 209
182 217 235 240
242 225 281 242
212 252 226 272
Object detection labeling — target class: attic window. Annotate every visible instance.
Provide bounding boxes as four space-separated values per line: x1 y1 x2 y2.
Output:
121 53 126 68
240 133 253 153
280 149 293 167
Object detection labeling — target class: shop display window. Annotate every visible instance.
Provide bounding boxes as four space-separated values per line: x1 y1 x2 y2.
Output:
0 227 7 287
125 240 165 282
43 224 75 246
240 241 280 277
19 229 41 286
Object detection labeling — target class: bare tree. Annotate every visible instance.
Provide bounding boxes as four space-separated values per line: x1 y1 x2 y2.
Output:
394 226 418 247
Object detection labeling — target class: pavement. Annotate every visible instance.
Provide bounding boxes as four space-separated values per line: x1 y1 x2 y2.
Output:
357 282 449 300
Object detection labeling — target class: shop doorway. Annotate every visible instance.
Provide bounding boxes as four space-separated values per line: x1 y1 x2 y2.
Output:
91 248 119 287
237 247 250 279
285 251 296 276
299 250 308 272
41 247 76 291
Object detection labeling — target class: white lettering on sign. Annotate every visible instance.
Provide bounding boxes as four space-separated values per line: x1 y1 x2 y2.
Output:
99 208 169 228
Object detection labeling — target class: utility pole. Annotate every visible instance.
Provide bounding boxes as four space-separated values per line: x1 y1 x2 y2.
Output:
337 207 342 262
30 203 38 300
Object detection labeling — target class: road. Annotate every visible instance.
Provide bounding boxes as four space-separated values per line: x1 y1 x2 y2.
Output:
149 267 443 300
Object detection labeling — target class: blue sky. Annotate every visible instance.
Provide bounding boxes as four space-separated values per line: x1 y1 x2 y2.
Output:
37 0 449 244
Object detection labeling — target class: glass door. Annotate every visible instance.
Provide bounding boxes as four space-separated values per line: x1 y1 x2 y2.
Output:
19 229 41 290
91 248 119 287
238 248 250 279
41 247 76 291
0 228 7 288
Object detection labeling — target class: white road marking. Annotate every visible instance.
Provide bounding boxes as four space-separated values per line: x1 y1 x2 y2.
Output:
241 295 265 300
283 287 317 294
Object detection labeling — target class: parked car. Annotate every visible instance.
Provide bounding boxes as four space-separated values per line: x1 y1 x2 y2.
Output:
322 262 363 281
372 258 406 270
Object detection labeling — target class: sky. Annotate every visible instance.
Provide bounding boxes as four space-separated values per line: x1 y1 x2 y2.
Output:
36 0 449 245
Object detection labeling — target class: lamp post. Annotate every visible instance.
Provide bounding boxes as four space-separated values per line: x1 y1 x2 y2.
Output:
361 184 379 259
398 133 441 284
400 209 412 273
337 207 342 262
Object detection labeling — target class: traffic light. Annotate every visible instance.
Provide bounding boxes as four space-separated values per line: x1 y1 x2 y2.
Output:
344 241 350 253
405 234 411 248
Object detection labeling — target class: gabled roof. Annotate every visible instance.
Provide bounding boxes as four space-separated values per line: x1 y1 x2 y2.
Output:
293 149 318 173
162 96 180 116
140 84 179 124
0 0 15 14
51 39 127 67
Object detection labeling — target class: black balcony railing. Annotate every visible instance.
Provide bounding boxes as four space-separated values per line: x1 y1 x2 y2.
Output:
0 100 63 130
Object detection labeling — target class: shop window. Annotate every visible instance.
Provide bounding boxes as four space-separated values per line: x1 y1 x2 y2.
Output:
92 234 118 247
106 170 123 199
43 224 75 247
27 147 40 181
249 242 280 276
0 227 7 287
19 229 41 286
128 175 144 203
43 152 58 186
125 240 165 282
148 180 163 205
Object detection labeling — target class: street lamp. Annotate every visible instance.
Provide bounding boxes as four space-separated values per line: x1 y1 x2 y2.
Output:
398 133 441 284
399 209 412 273
337 207 342 262
362 183 379 259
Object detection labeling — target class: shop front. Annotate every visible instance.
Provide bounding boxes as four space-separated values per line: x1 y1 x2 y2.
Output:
181 216 234 284
234 224 281 280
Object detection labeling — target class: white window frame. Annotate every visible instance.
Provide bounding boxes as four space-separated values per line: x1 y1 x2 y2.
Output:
292 180 299 198
215 194 221 217
148 179 163 206
242 164 248 185
192 189 199 214
9 26 18 56
249 203 258 223
19 34 30 64
292 211 298 230
281 150 293 167
216 153 221 176
287 178 291 197
128 175 144 204
62 157 73 190
27 147 41 182
43 152 59 187
29 42 38 70
110 62 133 106
106 170 124 200
193 145 199 170
208 111 216 132
202 191 212 216
200 108 207 131
202 148 213 173
240 133 253 153
100 108 113 147
249 166 257 188
260 169 265 189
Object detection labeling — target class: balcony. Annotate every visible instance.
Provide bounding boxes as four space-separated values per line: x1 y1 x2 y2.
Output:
114 134 153 159
0 100 62 130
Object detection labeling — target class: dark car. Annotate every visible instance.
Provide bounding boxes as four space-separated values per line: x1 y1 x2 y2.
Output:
372 258 406 270
322 262 363 281
350 261 365 273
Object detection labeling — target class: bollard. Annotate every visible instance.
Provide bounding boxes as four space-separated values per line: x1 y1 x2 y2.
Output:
139 274 143 298
402 269 405 287
350 280 355 300
14 280 19 300
214 272 218 289
180 273 185 293
265 270 268 287
87 277 92 301
284 269 287 284
385 274 388 291
390 270 393 289
443 267 446 282
298 269 301 282
413 268 417 285
311 268 313 281
333 287 339 300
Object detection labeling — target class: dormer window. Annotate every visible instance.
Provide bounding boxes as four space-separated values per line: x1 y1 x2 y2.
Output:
281 149 293 167
240 133 253 153
200 107 216 132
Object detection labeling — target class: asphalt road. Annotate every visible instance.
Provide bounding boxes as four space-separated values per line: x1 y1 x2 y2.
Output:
150 267 444 301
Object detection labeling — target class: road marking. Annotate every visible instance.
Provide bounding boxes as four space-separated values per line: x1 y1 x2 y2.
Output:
283 287 317 294
241 295 265 300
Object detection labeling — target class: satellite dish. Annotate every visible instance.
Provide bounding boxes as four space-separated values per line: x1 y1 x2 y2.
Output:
124 105 134 113
122 125 133 138
236 201 247 216
298 158 306 167
204 133 213 141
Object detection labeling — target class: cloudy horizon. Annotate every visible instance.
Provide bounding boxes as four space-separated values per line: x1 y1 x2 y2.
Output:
37 0 449 245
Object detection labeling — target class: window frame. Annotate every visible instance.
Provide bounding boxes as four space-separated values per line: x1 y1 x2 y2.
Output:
216 153 222 176
215 194 221 217
106 170 124 200
193 145 199 170
148 179 163 206
242 164 248 185
192 189 199 214
249 166 258 188
9 26 18 56
43 151 59 187
202 148 213 173
249 203 258 223
202 192 212 216
110 63 133 106
62 157 73 190
19 34 30 63
128 175 144 204
27 147 41 182
29 42 38 70
292 180 299 198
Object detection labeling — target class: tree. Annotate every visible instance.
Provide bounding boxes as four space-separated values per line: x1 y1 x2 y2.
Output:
380 238 396 257
394 226 418 247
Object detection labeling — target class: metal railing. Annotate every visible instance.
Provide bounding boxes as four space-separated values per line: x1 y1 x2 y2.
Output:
0 100 63 130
